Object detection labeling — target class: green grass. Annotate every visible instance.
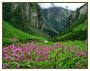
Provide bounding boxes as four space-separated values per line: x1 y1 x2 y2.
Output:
56 20 87 41
52 40 87 68
3 21 47 46
37 40 87 50
73 20 87 32
3 40 87 68
61 40 87 50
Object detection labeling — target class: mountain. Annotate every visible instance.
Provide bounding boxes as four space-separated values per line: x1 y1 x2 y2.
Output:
41 7 71 36
3 3 46 36
56 3 87 41
64 3 87 30
3 3 48 46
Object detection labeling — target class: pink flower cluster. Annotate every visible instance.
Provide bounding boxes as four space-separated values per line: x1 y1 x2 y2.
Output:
64 46 86 58
3 41 87 68
3 42 62 68
10 38 18 42
76 49 87 57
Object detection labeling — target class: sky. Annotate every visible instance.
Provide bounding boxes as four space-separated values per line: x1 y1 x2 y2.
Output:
38 3 85 10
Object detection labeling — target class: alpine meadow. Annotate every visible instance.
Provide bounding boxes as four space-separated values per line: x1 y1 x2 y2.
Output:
2 3 88 69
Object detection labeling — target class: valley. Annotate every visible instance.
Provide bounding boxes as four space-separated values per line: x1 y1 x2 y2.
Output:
2 3 88 68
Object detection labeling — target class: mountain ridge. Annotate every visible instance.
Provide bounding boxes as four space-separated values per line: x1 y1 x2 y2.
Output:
55 3 87 41
41 6 71 36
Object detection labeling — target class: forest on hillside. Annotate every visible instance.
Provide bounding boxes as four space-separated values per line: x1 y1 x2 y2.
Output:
2 2 88 69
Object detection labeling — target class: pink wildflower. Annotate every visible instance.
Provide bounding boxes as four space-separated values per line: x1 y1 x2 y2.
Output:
10 38 18 42
2 64 6 69
55 42 62 48
5 56 11 61
36 58 40 62
20 54 24 59
37 51 42 56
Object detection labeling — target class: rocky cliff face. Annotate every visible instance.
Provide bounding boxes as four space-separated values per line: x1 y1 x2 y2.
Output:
79 4 87 15
3 3 43 34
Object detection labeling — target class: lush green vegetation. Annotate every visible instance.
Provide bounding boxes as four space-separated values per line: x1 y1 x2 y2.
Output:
3 3 87 69
41 7 69 36
3 21 46 46
56 19 87 41
59 13 87 36
3 40 87 68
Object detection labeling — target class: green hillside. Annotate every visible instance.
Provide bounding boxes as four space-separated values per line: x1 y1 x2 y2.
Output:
3 21 46 46
56 20 87 41
3 3 45 36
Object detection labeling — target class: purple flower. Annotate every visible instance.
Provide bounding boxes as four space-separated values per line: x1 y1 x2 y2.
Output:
11 49 15 53
43 47 49 51
27 52 31 59
10 38 18 42
43 51 48 56
15 58 19 62
14 54 19 62
37 51 42 56
9 44 16 49
15 54 18 59
15 48 22 53
76 52 81 57
20 54 24 59
2 64 6 69
36 58 40 62
3 49 8 53
55 42 62 48
5 56 11 61
3 46 9 50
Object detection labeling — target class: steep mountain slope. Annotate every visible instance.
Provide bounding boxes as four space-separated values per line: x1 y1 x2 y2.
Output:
3 21 46 46
64 3 87 31
3 3 45 36
56 20 87 41
56 3 87 41
41 7 70 36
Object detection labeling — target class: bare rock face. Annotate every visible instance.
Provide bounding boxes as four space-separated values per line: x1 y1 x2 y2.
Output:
79 4 87 15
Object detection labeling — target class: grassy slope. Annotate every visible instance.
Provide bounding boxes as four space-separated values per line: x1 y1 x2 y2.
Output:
61 40 87 50
3 21 47 46
56 20 87 41
37 40 86 50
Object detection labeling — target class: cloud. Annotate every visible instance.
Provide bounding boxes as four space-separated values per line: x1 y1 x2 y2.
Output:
38 3 52 9
38 3 86 10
